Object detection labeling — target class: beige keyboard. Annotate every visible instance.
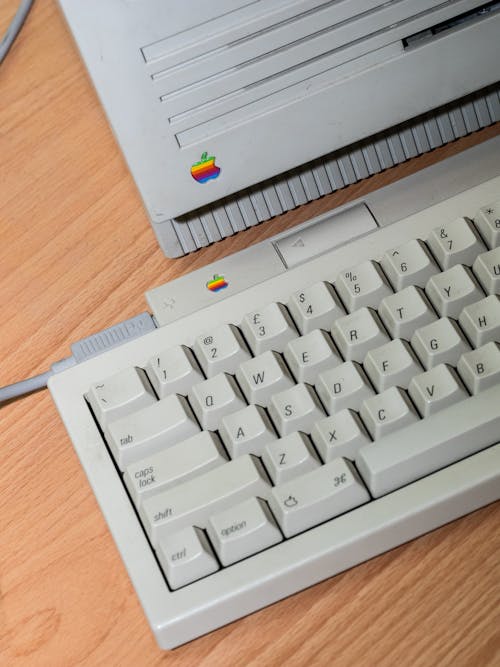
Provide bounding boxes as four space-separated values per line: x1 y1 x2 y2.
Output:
49 176 500 648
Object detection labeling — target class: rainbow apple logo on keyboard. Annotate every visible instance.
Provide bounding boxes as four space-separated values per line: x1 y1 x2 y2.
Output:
191 152 221 183
206 274 228 292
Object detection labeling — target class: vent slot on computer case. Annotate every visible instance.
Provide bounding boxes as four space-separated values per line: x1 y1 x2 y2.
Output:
152 83 500 257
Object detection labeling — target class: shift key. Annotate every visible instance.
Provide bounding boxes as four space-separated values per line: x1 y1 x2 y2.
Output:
140 455 271 546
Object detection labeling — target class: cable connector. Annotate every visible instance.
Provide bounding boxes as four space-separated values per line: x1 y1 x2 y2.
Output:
70 312 156 362
0 312 157 404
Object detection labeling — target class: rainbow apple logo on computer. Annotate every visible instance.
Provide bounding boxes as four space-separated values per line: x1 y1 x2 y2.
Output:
191 152 221 183
206 274 228 292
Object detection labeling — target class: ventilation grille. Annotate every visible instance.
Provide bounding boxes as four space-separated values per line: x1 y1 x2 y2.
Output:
152 84 500 257
142 0 487 146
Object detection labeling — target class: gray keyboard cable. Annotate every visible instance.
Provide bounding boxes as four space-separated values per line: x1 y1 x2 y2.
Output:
0 0 35 65
0 312 157 404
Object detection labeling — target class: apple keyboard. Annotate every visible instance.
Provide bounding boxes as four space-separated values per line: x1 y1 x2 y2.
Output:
49 175 500 649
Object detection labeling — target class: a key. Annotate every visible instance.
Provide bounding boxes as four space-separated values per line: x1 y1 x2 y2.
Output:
268 383 325 436
193 324 250 377
457 342 500 394
378 286 436 339
316 361 374 414
427 217 486 269
188 373 246 430
288 282 344 334
124 431 227 505
411 317 470 369
425 264 483 318
145 345 203 399
472 246 500 295
87 367 156 427
474 200 500 249
241 303 297 355
334 260 392 311
311 409 371 462
356 384 500 497
140 454 271 545
236 350 294 405
363 338 422 392
105 393 200 470
359 386 419 439
206 497 282 567
381 239 439 290
219 404 276 458
331 307 389 363
284 329 341 383
262 432 320 484
157 526 219 590
268 458 370 537
458 295 500 347
408 364 467 417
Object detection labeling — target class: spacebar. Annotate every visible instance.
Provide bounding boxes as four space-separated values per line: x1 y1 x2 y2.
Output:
355 385 500 498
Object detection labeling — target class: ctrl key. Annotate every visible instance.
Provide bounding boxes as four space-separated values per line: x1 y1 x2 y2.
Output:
157 526 219 590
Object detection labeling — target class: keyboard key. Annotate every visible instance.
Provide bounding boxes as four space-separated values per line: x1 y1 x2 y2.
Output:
288 281 344 334
87 367 156 427
207 497 282 567
236 350 294 405
427 217 486 269
457 342 500 394
284 329 341 383
359 386 419 439
268 383 325 436
105 393 200 470
241 303 297 355
269 458 370 537
472 246 500 294
363 338 422 391
331 307 389 362
425 264 483 318
381 239 439 290
378 286 436 339
474 200 500 249
262 432 320 484
157 526 219 590
124 431 227 505
145 345 203 399
311 409 371 462
188 373 246 430
193 324 250 377
219 404 276 458
356 384 500 497
408 364 468 417
458 295 500 347
334 260 392 311
140 455 271 545
411 317 470 369
316 361 374 413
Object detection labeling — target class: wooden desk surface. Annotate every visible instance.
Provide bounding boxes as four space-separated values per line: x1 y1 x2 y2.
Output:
1 2 499 665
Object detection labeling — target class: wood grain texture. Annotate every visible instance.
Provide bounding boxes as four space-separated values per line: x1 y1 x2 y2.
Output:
0 2 499 665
